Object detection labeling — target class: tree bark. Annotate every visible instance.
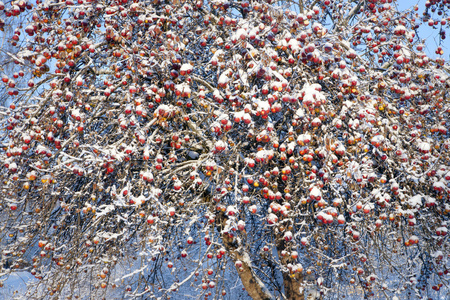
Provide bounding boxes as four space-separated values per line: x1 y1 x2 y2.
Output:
217 211 275 300
281 271 304 300
276 239 304 300
226 242 275 300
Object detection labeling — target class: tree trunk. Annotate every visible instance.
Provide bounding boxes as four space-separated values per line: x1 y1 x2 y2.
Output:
277 239 304 300
217 210 275 300
281 271 304 300
227 244 275 300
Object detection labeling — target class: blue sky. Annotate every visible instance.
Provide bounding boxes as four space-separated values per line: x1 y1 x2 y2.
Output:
397 0 450 59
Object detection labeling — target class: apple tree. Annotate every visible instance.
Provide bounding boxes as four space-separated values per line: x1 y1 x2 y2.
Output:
0 0 449 299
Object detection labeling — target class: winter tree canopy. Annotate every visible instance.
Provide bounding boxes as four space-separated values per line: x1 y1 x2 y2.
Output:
0 0 450 299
